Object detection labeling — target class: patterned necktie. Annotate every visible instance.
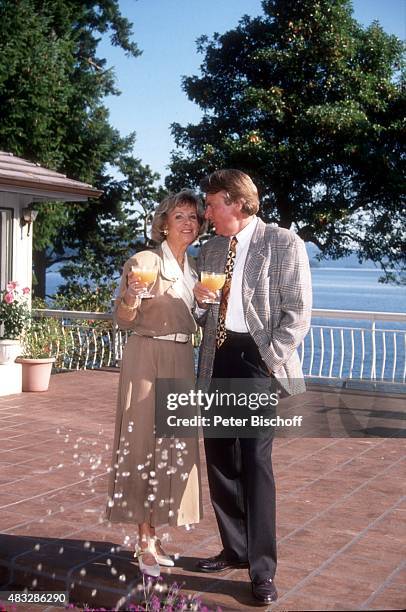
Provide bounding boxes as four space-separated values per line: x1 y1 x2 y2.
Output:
216 236 238 348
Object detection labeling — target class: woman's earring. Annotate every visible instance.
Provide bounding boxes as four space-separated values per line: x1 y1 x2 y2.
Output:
163 228 168 236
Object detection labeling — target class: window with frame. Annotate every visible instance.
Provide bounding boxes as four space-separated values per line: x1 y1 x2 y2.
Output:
0 208 13 291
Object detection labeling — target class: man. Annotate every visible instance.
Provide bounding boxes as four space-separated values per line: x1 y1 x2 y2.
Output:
193 169 312 604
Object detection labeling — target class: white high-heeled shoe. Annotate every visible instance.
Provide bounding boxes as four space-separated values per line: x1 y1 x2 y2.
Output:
150 536 175 567
134 540 160 577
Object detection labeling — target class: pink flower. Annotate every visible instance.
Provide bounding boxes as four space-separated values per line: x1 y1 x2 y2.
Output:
22 287 30 295
4 292 14 304
6 281 18 291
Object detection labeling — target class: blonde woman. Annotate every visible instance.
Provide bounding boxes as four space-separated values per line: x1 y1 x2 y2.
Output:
107 190 205 577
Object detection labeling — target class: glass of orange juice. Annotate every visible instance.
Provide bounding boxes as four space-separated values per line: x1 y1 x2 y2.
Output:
201 271 226 304
129 265 158 298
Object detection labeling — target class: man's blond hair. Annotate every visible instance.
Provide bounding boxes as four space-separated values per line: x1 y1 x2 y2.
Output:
200 169 259 215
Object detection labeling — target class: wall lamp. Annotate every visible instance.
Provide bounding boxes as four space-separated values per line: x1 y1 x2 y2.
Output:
20 208 38 237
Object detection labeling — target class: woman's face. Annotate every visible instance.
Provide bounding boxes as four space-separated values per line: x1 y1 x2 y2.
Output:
165 203 199 248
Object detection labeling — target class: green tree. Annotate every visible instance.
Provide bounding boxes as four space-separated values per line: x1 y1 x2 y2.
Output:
0 0 161 298
54 155 166 295
167 0 405 282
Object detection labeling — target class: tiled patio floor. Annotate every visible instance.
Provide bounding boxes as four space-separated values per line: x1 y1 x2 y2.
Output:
0 370 404 611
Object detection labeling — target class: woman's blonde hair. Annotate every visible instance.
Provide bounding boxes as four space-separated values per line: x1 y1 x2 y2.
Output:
151 189 206 243
200 169 260 215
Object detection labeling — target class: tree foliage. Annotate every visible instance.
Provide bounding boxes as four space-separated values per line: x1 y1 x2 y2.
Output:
54 155 166 292
167 0 405 282
0 0 162 297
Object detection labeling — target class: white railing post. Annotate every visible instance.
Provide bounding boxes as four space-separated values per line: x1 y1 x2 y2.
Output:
371 321 376 380
112 322 118 367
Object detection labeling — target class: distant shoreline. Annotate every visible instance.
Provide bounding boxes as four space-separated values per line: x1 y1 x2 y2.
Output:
311 267 381 272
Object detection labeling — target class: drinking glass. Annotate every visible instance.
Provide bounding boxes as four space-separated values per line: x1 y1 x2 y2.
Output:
200 271 226 304
129 265 158 298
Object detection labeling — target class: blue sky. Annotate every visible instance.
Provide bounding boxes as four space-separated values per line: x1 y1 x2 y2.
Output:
99 0 405 182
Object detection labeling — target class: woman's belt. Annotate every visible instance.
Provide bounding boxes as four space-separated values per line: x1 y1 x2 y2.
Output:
135 332 191 343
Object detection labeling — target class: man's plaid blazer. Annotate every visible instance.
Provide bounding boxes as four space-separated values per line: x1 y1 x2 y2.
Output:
194 219 312 396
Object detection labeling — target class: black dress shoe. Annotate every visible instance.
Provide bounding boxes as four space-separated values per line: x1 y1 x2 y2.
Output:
251 578 278 604
196 552 248 572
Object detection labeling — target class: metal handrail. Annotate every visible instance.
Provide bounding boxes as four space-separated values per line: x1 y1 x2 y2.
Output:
33 308 405 323
311 309 406 323
33 308 113 320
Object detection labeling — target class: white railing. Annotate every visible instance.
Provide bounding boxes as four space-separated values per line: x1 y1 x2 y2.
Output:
33 308 406 384
304 310 406 384
32 309 119 371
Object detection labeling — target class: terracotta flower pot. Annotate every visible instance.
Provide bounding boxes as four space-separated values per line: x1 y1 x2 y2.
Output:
15 357 55 392
0 339 21 365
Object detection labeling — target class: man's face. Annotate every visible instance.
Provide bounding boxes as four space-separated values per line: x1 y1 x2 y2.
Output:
204 190 242 237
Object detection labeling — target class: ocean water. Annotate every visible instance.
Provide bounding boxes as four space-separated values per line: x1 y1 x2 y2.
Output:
312 268 405 314
46 266 405 315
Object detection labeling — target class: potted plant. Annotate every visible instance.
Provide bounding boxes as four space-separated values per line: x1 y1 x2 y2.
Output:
16 317 61 391
0 281 30 364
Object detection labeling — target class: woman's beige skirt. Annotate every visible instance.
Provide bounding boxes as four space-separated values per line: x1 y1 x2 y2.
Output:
106 334 202 527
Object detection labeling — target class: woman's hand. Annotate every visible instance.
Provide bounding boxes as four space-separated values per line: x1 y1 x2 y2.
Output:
193 281 216 308
119 271 147 310
126 271 148 300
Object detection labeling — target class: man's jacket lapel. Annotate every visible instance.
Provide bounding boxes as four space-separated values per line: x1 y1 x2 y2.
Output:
242 219 267 311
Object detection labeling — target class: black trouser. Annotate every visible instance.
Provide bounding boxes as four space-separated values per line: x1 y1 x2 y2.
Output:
204 331 277 582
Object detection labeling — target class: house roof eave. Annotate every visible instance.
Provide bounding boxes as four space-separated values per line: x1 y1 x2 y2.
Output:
0 151 103 201
0 180 102 201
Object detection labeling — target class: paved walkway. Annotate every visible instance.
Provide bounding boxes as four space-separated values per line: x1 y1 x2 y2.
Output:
0 371 404 611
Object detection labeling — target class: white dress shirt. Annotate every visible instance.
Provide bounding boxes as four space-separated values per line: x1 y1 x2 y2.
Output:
225 216 258 332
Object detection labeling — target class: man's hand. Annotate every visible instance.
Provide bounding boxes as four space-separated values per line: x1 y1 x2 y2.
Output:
193 281 216 308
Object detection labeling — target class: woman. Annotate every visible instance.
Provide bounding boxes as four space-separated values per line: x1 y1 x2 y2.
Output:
106 190 205 578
